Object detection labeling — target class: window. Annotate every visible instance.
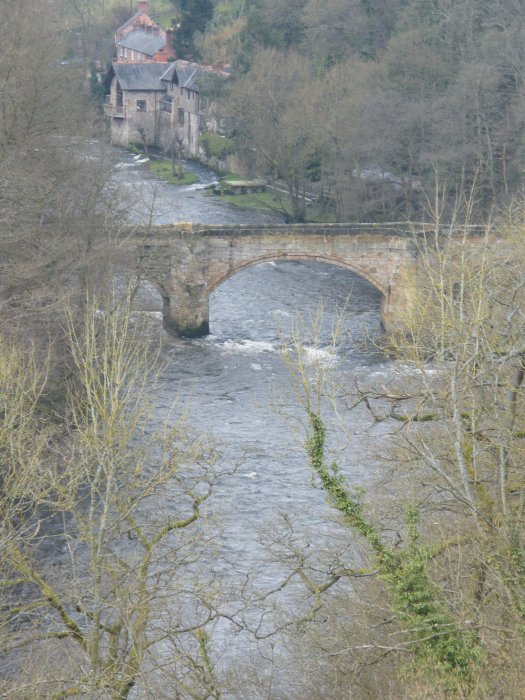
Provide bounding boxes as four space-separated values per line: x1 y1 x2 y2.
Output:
137 100 147 112
178 108 185 126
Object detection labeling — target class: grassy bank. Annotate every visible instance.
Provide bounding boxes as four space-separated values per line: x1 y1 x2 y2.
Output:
210 174 337 222
217 190 287 213
147 159 199 186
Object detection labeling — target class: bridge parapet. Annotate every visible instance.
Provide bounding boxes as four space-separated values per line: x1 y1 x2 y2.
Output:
132 221 440 241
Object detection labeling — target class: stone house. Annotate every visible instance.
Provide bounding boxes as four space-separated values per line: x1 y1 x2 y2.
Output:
104 63 167 147
158 61 230 156
105 60 230 153
104 2 230 154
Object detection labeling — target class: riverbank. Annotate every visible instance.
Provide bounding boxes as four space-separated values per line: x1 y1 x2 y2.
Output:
147 158 199 186
127 145 335 222
207 173 338 222
127 145 199 186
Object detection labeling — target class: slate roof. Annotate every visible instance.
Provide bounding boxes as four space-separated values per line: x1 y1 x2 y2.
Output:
112 62 168 91
160 61 228 93
117 30 166 56
160 61 197 90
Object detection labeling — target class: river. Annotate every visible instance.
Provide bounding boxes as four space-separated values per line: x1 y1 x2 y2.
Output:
114 151 391 694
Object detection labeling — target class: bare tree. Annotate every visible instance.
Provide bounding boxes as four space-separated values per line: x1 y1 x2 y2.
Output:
226 49 321 222
0 0 134 386
276 208 525 695
0 291 228 699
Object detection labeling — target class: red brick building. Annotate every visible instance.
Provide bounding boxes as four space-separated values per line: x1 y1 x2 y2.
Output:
115 1 174 64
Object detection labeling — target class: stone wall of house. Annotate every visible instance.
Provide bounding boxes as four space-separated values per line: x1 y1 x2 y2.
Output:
184 110 201 156
157 108 200 157
109 86 162 147
158 110 175 153
157 82 201 154
109 117 129 147
175 87 200 155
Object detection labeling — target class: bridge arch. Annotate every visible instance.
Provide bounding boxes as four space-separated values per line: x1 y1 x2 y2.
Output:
207 253 389 298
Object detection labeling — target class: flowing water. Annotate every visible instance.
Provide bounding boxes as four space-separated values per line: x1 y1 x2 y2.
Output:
113 151 393 691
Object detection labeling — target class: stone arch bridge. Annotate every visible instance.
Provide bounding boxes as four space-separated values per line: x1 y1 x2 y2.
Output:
134 222 429 337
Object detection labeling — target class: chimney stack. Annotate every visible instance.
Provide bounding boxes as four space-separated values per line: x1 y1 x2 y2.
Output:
137 1 149 13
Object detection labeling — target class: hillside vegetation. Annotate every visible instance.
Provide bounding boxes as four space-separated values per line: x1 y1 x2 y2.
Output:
198 0 525 222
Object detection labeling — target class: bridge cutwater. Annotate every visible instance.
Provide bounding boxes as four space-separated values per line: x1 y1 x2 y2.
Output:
132 222 449 337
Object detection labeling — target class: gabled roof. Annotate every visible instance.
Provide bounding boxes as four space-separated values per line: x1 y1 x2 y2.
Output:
174 64 200 91
160 61 193 88
112 62 168 91
116 11 143 35
117 30 166 56
160 60 230 93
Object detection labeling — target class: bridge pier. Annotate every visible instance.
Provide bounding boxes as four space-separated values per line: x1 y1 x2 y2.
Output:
162 290 210 338
380 264 418 336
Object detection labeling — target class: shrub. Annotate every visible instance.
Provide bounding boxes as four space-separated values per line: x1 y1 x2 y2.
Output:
200 132 235 160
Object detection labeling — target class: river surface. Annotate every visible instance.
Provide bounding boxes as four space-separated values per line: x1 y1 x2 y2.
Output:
113 151 392 692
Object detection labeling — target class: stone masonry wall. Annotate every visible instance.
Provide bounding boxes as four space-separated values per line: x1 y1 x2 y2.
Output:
134 224 420 336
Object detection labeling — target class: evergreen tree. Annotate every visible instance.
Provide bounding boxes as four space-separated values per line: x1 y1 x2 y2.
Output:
173 0 214 58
